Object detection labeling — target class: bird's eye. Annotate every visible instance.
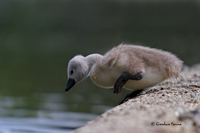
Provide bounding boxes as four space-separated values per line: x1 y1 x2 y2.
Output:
70 70 74 75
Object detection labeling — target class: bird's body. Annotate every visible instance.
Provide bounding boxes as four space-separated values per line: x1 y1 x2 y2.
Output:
88 44 182 90
65 44 183 104
90 65 165 90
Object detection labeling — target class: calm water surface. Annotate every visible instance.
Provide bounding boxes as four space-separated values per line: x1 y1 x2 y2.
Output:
0 1 200 132
0 93 98 132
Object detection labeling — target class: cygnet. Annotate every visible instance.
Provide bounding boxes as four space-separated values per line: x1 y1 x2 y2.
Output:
65 44 183 104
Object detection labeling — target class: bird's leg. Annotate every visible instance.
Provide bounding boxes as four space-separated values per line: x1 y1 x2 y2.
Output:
113 72 144 94
118 89 144 105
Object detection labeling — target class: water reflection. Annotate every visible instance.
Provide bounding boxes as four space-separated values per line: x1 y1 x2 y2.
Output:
0 113 95 133
0 94 97 132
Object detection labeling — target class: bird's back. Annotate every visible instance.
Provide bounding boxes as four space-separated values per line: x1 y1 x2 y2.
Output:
101 44 182 78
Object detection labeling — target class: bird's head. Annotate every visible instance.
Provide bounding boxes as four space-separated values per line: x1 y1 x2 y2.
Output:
65 55 90 92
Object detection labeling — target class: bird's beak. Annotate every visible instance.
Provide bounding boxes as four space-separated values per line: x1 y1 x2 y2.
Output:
65 78 76 92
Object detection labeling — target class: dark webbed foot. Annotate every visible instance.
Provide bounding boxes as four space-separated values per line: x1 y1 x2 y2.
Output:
113 72 144 94
119 89 144 105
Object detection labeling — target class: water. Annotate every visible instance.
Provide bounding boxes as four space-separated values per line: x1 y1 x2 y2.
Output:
0 115 84 133
0 93 98 132
0 0 200 132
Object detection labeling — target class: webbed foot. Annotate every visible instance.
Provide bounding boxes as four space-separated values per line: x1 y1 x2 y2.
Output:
119 89 144 105
113 72 144 94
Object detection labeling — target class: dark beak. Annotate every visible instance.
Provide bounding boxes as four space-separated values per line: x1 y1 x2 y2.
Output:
65 78 76 92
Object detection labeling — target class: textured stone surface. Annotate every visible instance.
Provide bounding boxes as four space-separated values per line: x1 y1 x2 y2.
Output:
75 64 200 133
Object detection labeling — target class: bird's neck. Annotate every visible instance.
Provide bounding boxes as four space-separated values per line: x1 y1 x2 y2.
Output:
85 54 103 69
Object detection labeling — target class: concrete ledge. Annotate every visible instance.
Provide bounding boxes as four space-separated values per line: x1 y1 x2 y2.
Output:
75 64 200 133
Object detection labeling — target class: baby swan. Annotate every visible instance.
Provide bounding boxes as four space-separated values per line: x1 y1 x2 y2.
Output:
65 44 183 104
